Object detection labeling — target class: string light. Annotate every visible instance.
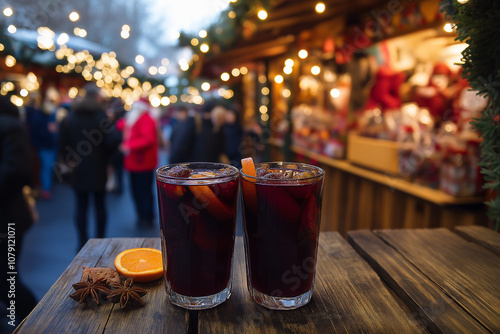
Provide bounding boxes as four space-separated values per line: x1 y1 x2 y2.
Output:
298 49 308 59
3 7 13 17
69 11 79 22
135 55 145 64
311 66 321 75
221 72 230 81
201 82 210 91
7 25 17 34
443 23 454 33
200 43 209 53
240 67 248 75
274 75 284 84
228 11 236 19
231 68 240 77
191 38 199 46
330 88 340 98
199 30 207 38
257 10 268 20
315 2 326 14
5 55 16 67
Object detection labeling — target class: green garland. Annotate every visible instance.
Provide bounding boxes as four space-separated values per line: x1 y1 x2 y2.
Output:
441 0 500 230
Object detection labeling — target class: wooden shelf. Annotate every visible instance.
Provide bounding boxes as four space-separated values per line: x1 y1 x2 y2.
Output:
269 139 484 206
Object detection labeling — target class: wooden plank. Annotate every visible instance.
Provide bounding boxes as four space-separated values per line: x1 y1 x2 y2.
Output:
15 238 189 334
348 230 488 333
375 228 500 333
103 238 189 334
198 233 422 333
454 225 500 256
15 238 114 334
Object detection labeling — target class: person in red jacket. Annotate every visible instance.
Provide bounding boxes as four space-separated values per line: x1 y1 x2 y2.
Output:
120 97 158 226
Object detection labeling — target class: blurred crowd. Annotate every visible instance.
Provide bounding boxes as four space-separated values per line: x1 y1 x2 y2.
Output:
0 82 266 327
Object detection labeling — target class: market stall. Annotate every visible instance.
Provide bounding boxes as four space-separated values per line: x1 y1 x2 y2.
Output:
196 0 489 232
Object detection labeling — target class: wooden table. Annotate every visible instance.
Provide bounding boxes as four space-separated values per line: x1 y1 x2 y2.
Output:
15 226 499 333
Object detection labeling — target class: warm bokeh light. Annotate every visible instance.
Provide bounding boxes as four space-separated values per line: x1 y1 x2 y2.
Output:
121 30 130 39
274 75 284 84
122 24 130 31
135 55 145 64
57 33 69 45
0 43 4 51
148 66 158 75
282 89 291 98
69 11 79 22
285 59 294 67
261 113 269 122
231 68 240 77
283 66 293 75
221 72 230 81
443 23 453 33
228 11 236 19
201 82 211 91
191 38 199 46
315 2 326 13
330 88 340 98
199 30 207 38
3 7 13 17
457 0 469 3
298 49 308 59
258 75 267 84
311 66 321 75
68 87 79 99
200 43 209 53
161 96 171 106
261 87 270 95
258 10 268 20
259 105 268 113
158 66 167 75
240 67 248 75
7 25 16 34
179 59 189 71
5 55 16 67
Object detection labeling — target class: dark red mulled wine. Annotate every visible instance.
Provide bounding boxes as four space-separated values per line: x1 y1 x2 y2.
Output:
241 162 324 310
156 163 239 309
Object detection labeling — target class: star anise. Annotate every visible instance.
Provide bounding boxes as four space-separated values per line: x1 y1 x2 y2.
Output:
107 278 147 308
69 277 111 305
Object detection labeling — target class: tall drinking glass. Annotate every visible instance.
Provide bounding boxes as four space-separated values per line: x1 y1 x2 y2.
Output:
156 163 239 309
241 162 324 310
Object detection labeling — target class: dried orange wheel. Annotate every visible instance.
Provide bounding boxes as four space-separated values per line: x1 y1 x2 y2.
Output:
114 248 163 283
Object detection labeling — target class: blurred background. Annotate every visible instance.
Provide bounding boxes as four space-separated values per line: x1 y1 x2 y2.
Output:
0 0 493 329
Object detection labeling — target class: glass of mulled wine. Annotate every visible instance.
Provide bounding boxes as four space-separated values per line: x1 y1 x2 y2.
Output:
156 163 239 310
240 162 324 310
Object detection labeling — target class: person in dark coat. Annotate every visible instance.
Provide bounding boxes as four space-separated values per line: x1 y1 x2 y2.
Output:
190 100 226 163
58 84 120 249
0 95 38 329
168 101 226 164
223 105 244 168
168 105 193 164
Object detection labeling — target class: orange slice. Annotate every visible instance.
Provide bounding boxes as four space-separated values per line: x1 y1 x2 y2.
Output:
114 248 163 283
241 157 258 213
188 184 233 220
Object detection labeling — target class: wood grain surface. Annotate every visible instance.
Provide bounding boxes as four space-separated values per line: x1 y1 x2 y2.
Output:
15 238 189 334
454 225 500 256
197 232 421 333
374 228 500 333
348 230 489 333
15 229 498 333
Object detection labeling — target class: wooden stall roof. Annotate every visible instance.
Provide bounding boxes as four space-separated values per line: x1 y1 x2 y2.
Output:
202 0 389 71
